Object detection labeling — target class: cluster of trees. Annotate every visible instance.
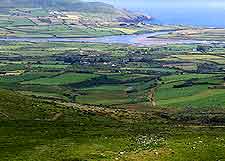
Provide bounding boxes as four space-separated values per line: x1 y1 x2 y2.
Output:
196 45 212 53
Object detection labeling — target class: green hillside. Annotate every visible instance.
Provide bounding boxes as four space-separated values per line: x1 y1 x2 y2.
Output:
0 0 113 13
0 0 149 22
0 0 82 8
0 89 63 120
1 89 225 160
0 0 152 37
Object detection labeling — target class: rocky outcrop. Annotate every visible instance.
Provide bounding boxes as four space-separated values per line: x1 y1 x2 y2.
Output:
117 15 151 23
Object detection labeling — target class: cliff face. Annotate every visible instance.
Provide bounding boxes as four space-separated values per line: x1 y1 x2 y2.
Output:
117 15 151 23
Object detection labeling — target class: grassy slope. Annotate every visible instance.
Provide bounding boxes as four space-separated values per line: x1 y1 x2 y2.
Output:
1 89 225 160
0 89 64 120
0 0 155 38
0 0 139 19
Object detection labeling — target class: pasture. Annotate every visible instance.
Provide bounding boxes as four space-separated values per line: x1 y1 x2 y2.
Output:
156 74 225 108
22 72 99 85
0 39 224 108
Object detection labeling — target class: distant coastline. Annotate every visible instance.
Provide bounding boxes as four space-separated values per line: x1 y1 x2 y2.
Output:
102 0 225 28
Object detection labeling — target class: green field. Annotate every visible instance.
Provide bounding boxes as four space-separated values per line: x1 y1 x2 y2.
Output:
0 71 59 84
22 72 99 85
76 85 130 105
156 74 225 108
0 40 224 107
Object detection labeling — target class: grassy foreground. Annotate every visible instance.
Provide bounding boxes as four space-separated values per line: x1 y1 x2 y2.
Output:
1 89 225 161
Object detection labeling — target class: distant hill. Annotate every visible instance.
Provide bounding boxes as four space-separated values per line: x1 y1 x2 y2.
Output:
0 0 150 22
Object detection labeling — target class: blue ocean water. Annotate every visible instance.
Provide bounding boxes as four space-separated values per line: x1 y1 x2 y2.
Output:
142 7 225 28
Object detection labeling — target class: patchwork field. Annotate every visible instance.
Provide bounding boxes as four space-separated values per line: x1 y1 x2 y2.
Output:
0 7 183 38
0 40 224 108
22 72 99 85
156 74 225 108
0 18 224 161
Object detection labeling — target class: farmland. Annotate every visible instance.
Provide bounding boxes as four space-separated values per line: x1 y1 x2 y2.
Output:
0 5 181 39
0 1 225 160
0 40 224 108
156 74 225 108
22 72 99 85
156 28 225 41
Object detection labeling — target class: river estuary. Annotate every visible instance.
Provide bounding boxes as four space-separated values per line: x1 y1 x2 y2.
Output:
0 31 223 46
